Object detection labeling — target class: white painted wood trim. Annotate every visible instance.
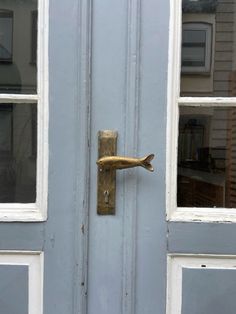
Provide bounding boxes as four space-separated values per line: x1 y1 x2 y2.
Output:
122 1 141 313
166 0 182 219
35 0 49 221
0 95 38 103
0 0 49 221
179 97 236 106
0 204 44 221
167 254 236 314
171 207 236 223
0 251 43 314
166 0 236 223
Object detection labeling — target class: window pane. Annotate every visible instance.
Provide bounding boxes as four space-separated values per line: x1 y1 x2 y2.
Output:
178 106 236 208
0 103 37 203
183 30 206 43
0 11 13 62
182 47 206 66
181 0 236 96
0 0 37 94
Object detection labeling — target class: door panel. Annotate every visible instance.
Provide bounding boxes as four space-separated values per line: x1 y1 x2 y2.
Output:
167 255 236 314
88 0 169 313
167 0 236 313
181 268 236 314
0 0 84 313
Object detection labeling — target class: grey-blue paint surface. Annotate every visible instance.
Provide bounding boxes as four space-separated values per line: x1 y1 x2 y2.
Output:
135 1 169 313
0 265 28 314
168 222 236 254
87 0 170 313
182 268 236 314
44 0 81 313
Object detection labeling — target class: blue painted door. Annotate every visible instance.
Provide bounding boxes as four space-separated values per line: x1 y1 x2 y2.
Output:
1 0 236 313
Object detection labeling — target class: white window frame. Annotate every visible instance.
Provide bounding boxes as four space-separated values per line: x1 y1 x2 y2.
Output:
166 0 236 223
0 0 48 221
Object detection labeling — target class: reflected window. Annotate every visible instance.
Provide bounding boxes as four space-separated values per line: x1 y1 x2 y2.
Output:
0 105 12 153
31 10 37 65
181 0 236 97
178 107 236 208
182 23 212 74
0 103 37 203
0 1 37 94
0 10 13 63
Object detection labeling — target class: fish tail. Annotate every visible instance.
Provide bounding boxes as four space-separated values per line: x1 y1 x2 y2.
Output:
141 154 154 172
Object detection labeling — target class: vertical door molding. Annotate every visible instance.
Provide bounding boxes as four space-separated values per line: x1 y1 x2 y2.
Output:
122 0 141 313
73 0 92 313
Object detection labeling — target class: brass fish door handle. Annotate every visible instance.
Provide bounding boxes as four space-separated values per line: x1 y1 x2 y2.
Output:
97 130 155 215
97 154 154 172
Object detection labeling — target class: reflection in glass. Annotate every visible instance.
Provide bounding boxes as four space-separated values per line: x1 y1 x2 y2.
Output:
182 23 212 73
0 10 13 62
0 103 37 203
0 0 37 94
182 30 206 66
178 106 236 208
181 0 236 97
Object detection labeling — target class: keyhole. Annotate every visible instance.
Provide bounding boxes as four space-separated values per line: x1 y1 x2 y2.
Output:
104 190 110 204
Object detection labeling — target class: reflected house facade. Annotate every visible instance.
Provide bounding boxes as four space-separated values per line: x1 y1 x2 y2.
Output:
178 0 236 208
0 0 37 94
181 0 236 97
0 0 37 203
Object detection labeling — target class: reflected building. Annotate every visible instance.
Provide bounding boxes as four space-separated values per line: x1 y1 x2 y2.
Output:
181 0 236 97
178 0 236 208
0 0 37 203
0 0 37 94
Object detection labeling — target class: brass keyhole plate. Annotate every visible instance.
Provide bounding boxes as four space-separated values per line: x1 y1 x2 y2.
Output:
97 130 117 215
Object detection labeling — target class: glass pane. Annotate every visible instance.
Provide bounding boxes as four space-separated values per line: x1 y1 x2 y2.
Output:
0 103 37 203
183 30 206 43
0 0 37 94
178 106 236 208
182 47 205 66
181 0 236 96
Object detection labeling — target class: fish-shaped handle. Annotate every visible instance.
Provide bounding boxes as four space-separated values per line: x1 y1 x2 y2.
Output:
97 130 154 215
97 154 155 172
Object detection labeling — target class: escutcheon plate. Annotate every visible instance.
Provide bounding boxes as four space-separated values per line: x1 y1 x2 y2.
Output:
97 130 118 215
